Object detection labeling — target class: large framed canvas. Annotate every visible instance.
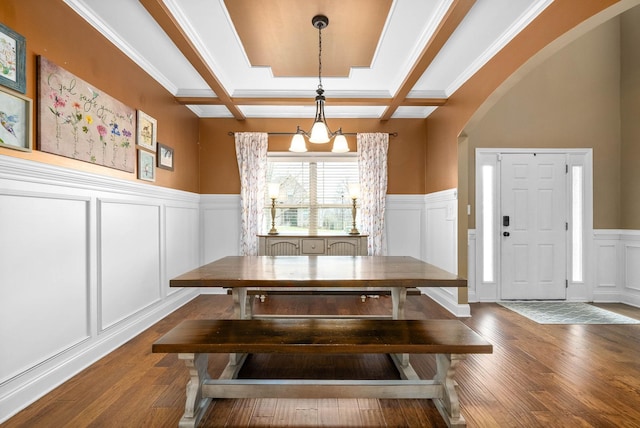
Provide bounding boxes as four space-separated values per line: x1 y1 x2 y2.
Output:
37 56 135 172
0 88 31 151
0 23 26 94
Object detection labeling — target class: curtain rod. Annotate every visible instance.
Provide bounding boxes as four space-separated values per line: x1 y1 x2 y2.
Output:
227 131 398 137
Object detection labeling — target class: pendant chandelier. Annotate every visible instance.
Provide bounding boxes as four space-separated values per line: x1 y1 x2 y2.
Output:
289 15 349 153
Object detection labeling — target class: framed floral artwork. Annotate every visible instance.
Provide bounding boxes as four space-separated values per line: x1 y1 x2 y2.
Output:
0 88 31 151
38 56 135 172
138 149 155 182
0 23 26 94
136 110 157 151
157 142 174 171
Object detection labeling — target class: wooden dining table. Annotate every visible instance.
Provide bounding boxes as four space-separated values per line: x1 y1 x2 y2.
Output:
170 255 467 320
164 256 479 427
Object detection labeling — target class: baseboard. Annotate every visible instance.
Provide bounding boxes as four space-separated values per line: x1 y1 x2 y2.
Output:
0 289 198 423
420 287 471 317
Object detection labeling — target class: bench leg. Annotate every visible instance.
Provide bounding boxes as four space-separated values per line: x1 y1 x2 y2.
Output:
178 353 211 428
433 353 466 428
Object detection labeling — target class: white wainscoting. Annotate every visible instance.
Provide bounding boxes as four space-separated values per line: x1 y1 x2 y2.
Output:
418 189 468 317
0 155 200 423
593 230 640 307
469 228 640 307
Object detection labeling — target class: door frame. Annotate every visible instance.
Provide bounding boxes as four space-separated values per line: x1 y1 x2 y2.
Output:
474 148 593 302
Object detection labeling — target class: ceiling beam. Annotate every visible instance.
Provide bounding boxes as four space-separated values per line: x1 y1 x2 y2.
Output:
139 0 246 120
175 96 447 107
380 0 476 120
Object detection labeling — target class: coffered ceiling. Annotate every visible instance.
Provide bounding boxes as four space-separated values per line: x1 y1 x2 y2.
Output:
63 0 553 120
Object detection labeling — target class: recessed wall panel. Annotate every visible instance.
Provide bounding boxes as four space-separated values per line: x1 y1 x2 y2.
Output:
626 245 640 292
165 206 200 292
0 194 89 384
386 208 422 259
99 201 160 330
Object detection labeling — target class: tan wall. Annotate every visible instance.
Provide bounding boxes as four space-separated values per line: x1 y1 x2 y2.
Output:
621 5 640 229
199 118 427 194
426 0 619 196
464 17 622 231
0 0 200 193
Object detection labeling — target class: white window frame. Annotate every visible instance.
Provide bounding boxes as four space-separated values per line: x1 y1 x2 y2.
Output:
266 152 359 235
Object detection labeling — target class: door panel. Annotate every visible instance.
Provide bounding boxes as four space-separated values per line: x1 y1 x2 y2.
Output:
501 153 567 300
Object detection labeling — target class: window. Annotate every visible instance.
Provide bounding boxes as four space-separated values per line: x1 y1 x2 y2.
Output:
482 164 494 282
265 153 359 234
571 165 583 282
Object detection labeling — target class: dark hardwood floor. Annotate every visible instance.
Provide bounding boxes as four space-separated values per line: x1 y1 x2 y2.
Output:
4 294 640 427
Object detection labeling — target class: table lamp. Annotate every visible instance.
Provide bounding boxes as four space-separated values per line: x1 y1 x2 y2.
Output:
348 183 360 235
268 183 280 235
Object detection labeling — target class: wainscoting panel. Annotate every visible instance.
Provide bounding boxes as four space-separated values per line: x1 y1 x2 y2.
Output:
201 195 240 265
625 244 640 292
0 192 90 385
419 189 468 316
0 155 199 423
98 199 161 331
165 205 200 295
385 195 424 259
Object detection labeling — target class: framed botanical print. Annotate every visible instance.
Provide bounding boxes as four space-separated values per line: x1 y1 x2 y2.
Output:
0 23 26 93
136 110 157 151
137 149 155 182
0 88 31 151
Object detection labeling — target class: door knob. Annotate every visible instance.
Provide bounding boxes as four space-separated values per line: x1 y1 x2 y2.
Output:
503 231 510 237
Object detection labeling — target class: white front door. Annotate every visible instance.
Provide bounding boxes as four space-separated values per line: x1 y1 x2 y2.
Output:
500 153 567 300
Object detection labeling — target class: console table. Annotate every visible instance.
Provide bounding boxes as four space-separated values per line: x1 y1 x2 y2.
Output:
258 234 368 256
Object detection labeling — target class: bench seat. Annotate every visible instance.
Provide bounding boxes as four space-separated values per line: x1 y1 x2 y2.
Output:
152 318 492 355
153 318 492 428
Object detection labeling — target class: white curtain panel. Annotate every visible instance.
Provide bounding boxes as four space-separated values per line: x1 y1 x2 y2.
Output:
235 132 268 255
357 133 389 255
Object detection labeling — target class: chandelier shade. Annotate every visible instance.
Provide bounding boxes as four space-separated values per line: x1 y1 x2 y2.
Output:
289 15 349 153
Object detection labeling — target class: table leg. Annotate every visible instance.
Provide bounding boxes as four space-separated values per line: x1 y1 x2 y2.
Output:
178 353 211 428
232 288 250 319
433 353 466 428
391 287 407 320
391 287 410 367
230 288 251 367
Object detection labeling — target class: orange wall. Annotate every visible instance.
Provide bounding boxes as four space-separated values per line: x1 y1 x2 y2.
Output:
0 0 200 193
199 118 427 194
425 0 619 194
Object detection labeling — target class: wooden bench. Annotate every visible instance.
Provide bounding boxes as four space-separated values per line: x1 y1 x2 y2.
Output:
153 318 492 428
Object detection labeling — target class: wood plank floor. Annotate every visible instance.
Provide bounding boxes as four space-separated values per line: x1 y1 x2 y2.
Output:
4 294 640 427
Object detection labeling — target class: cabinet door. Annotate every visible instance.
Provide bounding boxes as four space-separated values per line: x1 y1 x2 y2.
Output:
265 239 300 255
327 238 359 255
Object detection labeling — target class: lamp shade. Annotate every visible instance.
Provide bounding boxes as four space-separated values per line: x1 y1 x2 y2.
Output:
309 121 330 143
348 182 361 199
268 182 280 199
331 133 349 153
289 133 308 152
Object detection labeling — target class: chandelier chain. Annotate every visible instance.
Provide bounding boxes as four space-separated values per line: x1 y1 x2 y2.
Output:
317 22 323 90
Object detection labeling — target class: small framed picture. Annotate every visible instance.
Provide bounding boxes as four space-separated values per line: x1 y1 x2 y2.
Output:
0 88 31 151
136 110 157 151
157 142 174 171
137 149 155 182
0 23 26 94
